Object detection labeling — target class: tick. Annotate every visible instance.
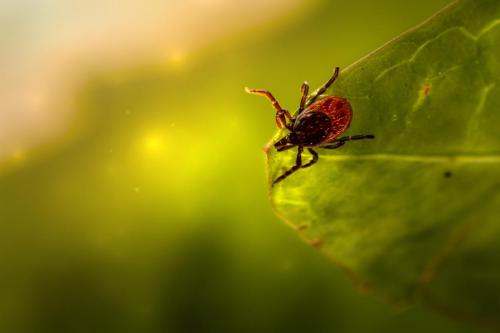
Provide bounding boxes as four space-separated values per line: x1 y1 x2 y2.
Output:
246 67 375 185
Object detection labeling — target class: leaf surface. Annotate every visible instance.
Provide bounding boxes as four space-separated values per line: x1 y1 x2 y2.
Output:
267 0 500 328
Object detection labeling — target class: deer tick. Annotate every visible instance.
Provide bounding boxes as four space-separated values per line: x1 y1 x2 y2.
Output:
246 67 375 185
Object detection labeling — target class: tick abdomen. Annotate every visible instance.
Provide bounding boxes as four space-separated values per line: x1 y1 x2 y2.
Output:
306 96 353 144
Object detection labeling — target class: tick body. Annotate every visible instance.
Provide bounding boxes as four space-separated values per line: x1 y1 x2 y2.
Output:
291 96 352 147
246 67 375 185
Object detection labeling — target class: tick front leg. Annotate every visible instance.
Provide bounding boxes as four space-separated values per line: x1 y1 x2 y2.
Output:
321 134 375 149
273 146 303 185
307 67 340 106
297 82 310 114
276 144 296 152
245 88 292 129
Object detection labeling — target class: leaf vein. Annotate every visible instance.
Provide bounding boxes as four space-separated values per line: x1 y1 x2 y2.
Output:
466 82 496 140
374 21 500 82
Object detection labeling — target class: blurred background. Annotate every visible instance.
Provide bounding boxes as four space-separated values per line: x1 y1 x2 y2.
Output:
0 0 484 332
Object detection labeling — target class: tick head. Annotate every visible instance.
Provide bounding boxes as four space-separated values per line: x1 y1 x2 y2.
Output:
274 131 303 151
274 135 289 150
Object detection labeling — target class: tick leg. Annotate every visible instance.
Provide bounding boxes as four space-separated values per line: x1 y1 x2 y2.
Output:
297 82 310 114
245 88 283 112
273 146 303 185
301 148 318 168
245 88 292 129
335 134 375 142
321 141 345 150
307 67 340 106
321 134 375 149
276 144 296 152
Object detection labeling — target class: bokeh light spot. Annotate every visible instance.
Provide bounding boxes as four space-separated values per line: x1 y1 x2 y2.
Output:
143 132 166 155
11 148 26 163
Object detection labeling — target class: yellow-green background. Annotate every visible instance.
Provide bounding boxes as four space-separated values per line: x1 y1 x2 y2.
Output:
0 1 483 332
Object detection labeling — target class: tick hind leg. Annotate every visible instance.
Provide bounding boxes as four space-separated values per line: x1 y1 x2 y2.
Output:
321 134 375 149
307 67 340 106
273 147 319 185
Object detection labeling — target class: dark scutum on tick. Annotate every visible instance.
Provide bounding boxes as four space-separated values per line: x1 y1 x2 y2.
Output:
246 67 375 185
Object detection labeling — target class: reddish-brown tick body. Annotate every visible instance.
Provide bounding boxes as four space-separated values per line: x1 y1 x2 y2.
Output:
246 67 374 185
292 96 352 147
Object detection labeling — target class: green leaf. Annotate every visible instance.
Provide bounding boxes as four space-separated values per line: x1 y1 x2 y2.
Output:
267 0 500 328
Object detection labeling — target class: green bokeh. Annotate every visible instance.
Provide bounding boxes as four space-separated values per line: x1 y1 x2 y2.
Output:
0 1 483 332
